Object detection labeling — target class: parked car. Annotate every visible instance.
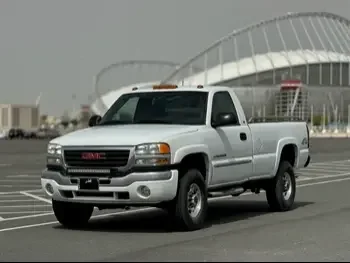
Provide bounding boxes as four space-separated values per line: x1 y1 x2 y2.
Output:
7 128 25 139
36 128 61 139
24 130 38 139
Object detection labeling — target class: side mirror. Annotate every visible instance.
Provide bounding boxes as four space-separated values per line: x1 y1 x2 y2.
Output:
212 112 238 128
88 115 102 127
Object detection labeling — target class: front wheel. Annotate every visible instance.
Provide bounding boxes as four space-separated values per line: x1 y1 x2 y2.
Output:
52 200 93 228
265 161 296 212
173 169 208 231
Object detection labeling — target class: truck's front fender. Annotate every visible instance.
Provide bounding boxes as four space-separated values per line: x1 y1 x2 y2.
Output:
173 144 211 183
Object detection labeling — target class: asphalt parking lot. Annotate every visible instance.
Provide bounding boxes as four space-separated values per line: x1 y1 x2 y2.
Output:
0 138 350 261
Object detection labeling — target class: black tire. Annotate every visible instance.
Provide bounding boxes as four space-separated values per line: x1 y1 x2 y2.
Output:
265 161 296 212
52 200 93 228
172 169 208 231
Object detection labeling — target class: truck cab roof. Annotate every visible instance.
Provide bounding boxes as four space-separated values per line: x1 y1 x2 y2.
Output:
126 84 232 94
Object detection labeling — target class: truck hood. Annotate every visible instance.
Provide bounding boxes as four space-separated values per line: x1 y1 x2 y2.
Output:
52 125 201 146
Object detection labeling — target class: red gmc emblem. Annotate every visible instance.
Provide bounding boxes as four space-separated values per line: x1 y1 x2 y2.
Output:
81 152 106 160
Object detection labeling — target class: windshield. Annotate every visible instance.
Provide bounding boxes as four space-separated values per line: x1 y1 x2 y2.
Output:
99 91 208 126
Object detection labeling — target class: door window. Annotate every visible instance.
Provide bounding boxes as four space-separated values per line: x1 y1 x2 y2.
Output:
211 91 239 126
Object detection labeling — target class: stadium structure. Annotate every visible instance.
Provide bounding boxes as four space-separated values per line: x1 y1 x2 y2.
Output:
92 12 350 125
90 60 191 115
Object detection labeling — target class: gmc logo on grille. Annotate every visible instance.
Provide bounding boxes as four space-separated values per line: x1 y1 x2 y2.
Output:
81 152 106 160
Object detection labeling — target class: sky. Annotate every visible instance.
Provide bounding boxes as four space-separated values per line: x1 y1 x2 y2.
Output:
0 0 349 116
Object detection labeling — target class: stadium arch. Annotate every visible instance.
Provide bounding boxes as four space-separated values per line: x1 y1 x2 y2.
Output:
91 60 202 115
92 12 350 123
159 12 350 121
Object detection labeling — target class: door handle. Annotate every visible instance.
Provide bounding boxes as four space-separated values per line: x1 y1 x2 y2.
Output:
240 132 247 141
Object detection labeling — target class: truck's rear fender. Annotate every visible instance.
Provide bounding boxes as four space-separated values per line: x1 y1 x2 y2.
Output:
272 138 299 176
173 145 211 185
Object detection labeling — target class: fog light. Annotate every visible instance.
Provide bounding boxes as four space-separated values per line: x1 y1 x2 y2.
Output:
47 157 61 165
137 185 151 198
45 183 54 195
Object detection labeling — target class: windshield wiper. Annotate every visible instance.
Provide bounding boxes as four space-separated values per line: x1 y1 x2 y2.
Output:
98 120 131 126
99 119 175 126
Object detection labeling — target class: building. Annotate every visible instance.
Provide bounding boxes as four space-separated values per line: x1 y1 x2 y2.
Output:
0 104 40 131
92 12 350 123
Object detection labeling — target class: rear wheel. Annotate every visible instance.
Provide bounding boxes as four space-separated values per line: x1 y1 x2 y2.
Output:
172 169 208 231
265 161 296 212
52 200 93 228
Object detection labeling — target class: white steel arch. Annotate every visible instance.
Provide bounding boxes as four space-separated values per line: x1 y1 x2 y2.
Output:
179 50 350 86
160 11 350 86
93 60 203 114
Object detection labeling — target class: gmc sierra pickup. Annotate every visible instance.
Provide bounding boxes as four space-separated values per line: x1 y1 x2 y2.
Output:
41 84 310 231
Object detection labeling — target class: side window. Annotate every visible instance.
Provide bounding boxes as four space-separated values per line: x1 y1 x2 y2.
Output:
111 97 139 122
211 91 239 125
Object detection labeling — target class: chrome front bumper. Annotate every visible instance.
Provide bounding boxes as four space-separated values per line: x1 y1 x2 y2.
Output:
41 169 178 205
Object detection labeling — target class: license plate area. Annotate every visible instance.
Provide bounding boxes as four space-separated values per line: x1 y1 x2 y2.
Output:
79 178 99 190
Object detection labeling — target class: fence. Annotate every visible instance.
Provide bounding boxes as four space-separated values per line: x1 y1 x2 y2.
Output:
234 85 350 137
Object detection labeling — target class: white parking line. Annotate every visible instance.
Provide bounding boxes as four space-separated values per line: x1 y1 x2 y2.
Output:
298 171 332 176
0 209 99 221
32 194 46 197
329 160 350 163
0 180 40 183
0 185 39 188
0 208 155 232
1 176 350 233
298 176 312 180
310 162 350 167
0 216 3 221
0 211 52 215
301 168 345 173
298 177 350 187
297 172 350 181
6 175 40 178
0 189 42 195
0 194 26 198
304 166 350 171
0 200 38 203
20 192 52 204
0 212 53 221
0 204 51 208
0 164 11 167
309 159 350 166
24 189 43 193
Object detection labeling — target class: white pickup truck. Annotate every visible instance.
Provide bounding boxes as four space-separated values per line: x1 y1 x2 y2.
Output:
41 84 310 231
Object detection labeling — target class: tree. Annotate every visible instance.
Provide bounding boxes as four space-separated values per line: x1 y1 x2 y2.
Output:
60 110 70 128
40 115 48 124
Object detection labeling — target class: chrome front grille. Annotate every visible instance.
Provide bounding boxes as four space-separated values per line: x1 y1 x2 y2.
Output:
63 149 130 168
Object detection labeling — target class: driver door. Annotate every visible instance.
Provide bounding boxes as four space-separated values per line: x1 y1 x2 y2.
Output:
209 91 253 186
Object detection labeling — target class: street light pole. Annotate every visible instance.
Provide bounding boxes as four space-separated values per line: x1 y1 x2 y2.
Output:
92 74 107 115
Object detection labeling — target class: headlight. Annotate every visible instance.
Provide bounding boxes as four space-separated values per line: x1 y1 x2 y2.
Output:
47 143 62 155
47 143 62 166
134 143 171 166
